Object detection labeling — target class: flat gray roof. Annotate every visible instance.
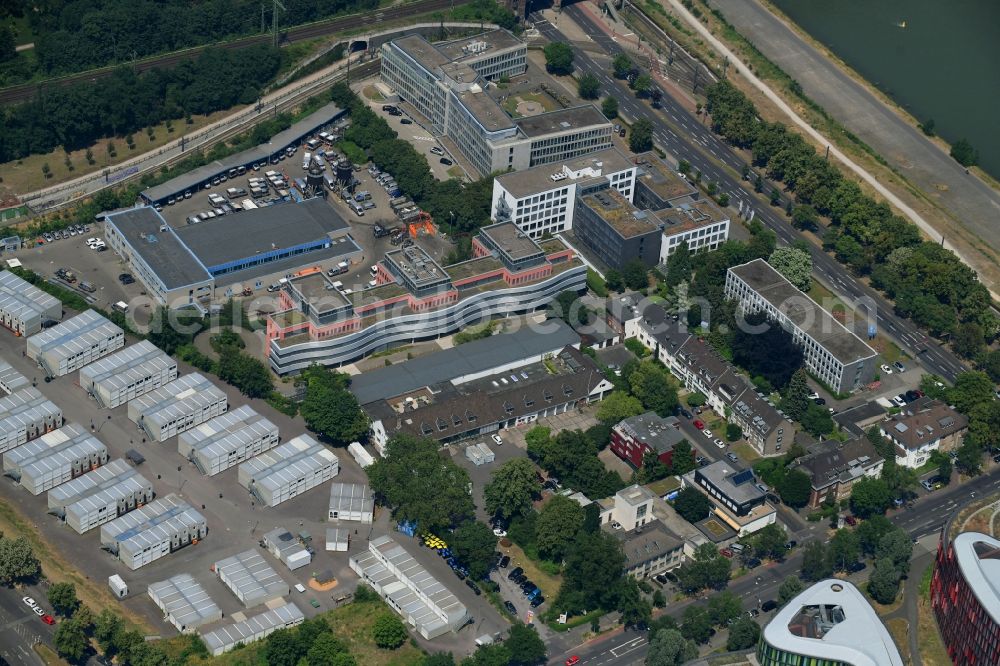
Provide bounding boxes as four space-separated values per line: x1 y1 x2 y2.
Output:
393 34 451 73
728 259 878 364
437 29 524 62
696 460 765 505
516 104 608 137
148 574 222 631
454 88 515 132
496 147 634 199
478 222 544 261
349 319 578 405
105 208 212 289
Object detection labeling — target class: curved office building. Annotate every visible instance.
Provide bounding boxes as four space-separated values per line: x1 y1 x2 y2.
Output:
757 579 904 666
266 223 586 374
932 531 1000 665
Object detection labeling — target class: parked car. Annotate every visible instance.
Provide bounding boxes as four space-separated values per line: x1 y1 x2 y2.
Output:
440 157 453 165
566 657 580 666
844 515 859 526
745 557 762 569
847 561 867 573
493 527 507 537
530 595 545 607
720 548 733 558
905 389 923 402
491 433 502 446
714 438 726 449
695 455 707 467
785 540 797 550
498 555 510 568
693 420 705 430
814 397 826 405
892 394 907 407
42 614 55 625
504 601 517 615
893 361 906 372
679 408 693 419
465 580 481 595
508 567 523 580
401 118 413 124
761 600 779 613
430 146 444 156
702 429 713 439
512 573 527 585
880 364 893 375
726 452 739 463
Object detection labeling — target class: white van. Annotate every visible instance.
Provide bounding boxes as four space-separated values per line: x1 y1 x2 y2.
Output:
112 301 129 314
302 152 312 169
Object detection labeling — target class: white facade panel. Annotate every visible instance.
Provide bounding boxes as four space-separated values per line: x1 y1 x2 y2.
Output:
101 494 206 570
0 271 62 336
201 602 304 656
215 549 290 608
0 360 30 395
148 574 222 634
49 459 154 533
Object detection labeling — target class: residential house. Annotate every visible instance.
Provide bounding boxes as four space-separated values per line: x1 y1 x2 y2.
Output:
880 398 968 469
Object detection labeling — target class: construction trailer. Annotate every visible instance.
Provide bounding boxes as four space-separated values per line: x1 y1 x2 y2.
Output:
100 494 207 570
148 573 223 634
348 441 374 468
261 528 312 571
3 423 108 495
0 387 62 453
237 434 338 507
328 482 374 523
201 602 304 656
215 549 290 608
474 442 495 463
177 405 280 476
26 310 125 377
48 459 154 533
108 574 128 598
0 360 30 395
325 527 349 552
79 340 177 408
0 270 62 336
127 373 228 442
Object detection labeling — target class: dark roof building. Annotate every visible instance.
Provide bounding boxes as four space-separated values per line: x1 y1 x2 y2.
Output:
610 412 686 469
612 520 685 579
790 438 884 509
880 397 968 468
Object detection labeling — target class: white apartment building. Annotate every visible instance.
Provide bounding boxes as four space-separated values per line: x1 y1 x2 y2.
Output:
725 259 878 394
491 148 637 238
657 200 731 261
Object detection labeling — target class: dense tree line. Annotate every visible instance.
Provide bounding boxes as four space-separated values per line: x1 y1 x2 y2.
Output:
0 44 281 161
705 80 996 350
0 0 375 83
525 425 626 499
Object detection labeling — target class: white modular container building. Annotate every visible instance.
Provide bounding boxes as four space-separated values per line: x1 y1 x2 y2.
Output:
101 494 207 570
148 574 223 634
0 270 62 336
261 528 312 571
348 441 375 468
177 406 280 476
26 310 125 377
0 387 62 453
108 574 128 598
128 373 228 442
237 435 338 507
326 527 349 552
215 549 290 608
79 340 177 408
0 360 30 395
465 445 485 466
474 442 495 463
3 423 108 495
201 602 304 656
328 482 374 523
48 459 154 533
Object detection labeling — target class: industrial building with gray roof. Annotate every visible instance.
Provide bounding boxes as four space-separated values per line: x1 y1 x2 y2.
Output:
48 459 154 533
100 494 207 570
127 373 228 442
237 434 338 507
148 574 223 634
2 423 108 495
80 340 177 408
215 549 290 608
0 359 30 395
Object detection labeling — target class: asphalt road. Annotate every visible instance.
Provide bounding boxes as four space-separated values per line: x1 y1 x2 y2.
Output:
709 0 1000 261
533 5 967 384
0 583 55 666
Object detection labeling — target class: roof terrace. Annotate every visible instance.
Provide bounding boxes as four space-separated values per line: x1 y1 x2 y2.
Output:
580 188 661 239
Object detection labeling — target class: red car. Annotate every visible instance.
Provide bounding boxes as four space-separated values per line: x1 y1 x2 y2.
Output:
720 548 734 558
566 657 580 666
844 515 859 526
693 420 705 430
41 614 55 625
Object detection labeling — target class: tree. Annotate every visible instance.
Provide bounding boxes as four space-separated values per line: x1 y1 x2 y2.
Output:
950 138 978 167
41 162 51 179
778 577 804 605
94 608 123 654
725 423 743 442
622 259 649 291
953 322 985 359
618 577 652 629
652 589 666 608
628 360 678 417
827 529 860 571
849 477 892 519
612 52 633 79
920 118 935 136
299 366 368 445
462 643 512 666
949 371 994 412
629 118 654 153
54 618 90 662
484 458 541 520
769 188 781 206
262 628 304 666
536 495 586 561
707 591 742 627
956 439 983 476
801 541 833 582
857 515 894 556
578 72 600 100
731 312 803 390
367 435 475 533
451 521 497 580
727 615 762 650
506 623 546 666
867 558 902 604
0 26 15 63
791 204 819 230
800 403 835 437
631 74 652 97
543 42 574 75
876 529 913 572
768 246 812 292
372 614 408 649
782 368 811 422
670 440 695 476
602 96 619 119
556 530 626 613
680 606 713 644
673 487 711 523
646 628 697 666
307 633 355 666
936 453 953 485
424 653 457 666
675 543 730 593
776 469 812 508
596 391 644 425
665 240 693 286
0 534 40 585
48 582 80 617
748 523 788 560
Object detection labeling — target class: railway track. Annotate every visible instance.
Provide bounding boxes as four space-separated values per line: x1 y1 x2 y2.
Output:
0 0 457 106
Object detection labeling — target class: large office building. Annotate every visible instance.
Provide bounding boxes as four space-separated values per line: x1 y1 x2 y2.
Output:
380 30 612 176
0 271 62 336
932 531 1000 665
266 223 587 374
103 198 360 308
573 187 663 268
758 579 904 666
725 259 878 394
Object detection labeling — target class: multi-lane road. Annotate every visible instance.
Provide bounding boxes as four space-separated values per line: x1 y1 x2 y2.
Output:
532 5 967 384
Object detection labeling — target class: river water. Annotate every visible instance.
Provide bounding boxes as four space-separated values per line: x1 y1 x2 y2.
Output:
769 0 1000 179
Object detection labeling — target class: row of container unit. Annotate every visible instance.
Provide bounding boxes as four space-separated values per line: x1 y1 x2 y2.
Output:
237 434 339 508
261 527 312 571
0 387 63 453
215 549 290 608
79 340 177 409
100 494 207 570
0 270 62 336
3 423 108 495
464 442 495 466
148 573 223 635
48 459 154 534
201 601 304 656
27 310 125 377
0 359 30 395
128 373 228 442
177 405 280 476
327 482 374 524
326 527 350 552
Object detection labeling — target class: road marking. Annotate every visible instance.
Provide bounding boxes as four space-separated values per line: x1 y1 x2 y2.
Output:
0 616 32 631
